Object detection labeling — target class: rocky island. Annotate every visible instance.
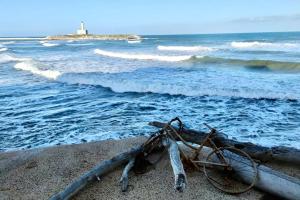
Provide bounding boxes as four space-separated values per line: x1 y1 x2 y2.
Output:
46 22 141 41
46 34 141 41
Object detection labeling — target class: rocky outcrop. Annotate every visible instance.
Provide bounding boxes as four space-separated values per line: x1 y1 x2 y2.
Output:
46 34 140 41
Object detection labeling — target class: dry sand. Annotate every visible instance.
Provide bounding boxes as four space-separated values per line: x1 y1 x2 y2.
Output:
0 137 298 200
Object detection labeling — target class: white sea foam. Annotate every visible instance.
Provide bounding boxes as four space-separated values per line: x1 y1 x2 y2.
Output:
57 73 300 100
94 49 192 62
42 43 60 47
40 41 60 47
158 45 214 52
0 37 43 40
52 60 141 74
230 41 298 49
0 48 8 52
128 40 141 44
66 43 93 46
0 54 31 63
14 61 61 80
0 41 15 45
142 37 158 40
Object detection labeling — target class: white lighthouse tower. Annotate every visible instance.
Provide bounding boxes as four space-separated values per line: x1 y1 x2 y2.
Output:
77 21 88 35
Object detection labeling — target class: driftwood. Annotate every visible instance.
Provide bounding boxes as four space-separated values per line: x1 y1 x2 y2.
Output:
49 119 300 199
178 143 300 200
149 121 300 165
219 149 300 200
163 138 187 192
119 158 135 192
50 146 142 200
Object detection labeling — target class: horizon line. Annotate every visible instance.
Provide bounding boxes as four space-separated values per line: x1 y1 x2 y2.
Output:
0 30 300 38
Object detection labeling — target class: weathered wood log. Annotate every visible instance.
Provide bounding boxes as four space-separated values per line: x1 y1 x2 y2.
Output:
50 146 143 200
163 138 187 192
178 143 300 200
120 158 135 192
219 148 300 200
149 121 300 165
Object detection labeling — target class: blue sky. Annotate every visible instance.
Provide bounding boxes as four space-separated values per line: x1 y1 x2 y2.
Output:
0 0 300 36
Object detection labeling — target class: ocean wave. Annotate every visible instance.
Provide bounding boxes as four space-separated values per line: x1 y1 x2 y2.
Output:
190 56 300 71
0 54 31 64
94 48 300 71
158 45 214 52
66 43 94 46
57 73 299 100
230 41 298 49
0 47 8 52
94 49 193 62
13 58 298 100
0 37 43 41
142 37 158 40
0 41 15 45
14 61 61 79
40 41 60 47
128 40 141 44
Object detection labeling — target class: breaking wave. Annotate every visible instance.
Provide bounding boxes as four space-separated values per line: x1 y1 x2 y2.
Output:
40 41 60 47
94 49 193 62
0 41 15 45
230 41 299 50
66 43 94 46
93 48 300 71
158 45 215 52
0 54 31 64
191 56 300 71
57 73 299 100
14 61 61 79
10 58 299 100
128 40 141 44
0 48 8 52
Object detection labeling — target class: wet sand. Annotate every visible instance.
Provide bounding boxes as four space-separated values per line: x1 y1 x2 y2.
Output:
0 137 298 200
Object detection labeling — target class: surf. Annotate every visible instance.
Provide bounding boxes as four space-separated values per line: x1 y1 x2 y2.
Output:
128 40 141 44
0 54 31 64
66 43 94 46
0 41 15 45
57 72 300 101
157 45 215 52
94 49 193 62
0 47 8 52
40 41 60 47
14 61 61 80
191 56 300 71
230 41 299 51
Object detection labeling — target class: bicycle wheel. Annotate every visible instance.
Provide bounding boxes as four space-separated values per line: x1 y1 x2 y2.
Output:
203 147 258 194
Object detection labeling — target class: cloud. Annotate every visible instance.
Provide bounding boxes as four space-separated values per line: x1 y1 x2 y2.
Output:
231 14 300 23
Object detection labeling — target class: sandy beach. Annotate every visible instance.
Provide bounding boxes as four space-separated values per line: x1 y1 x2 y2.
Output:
1 136 299 200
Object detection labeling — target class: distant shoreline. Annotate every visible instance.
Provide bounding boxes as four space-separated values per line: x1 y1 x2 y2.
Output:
0 31 299 41
47 34 140 40
0 37 45 41
0 34 141 41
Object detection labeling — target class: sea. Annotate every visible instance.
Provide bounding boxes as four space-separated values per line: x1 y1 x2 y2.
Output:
0 32 300 151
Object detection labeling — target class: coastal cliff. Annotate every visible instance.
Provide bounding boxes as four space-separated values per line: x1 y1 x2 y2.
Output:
46 34 140 40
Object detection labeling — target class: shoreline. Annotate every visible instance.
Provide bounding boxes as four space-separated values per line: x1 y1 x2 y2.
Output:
46 34 140 41
0 37 45 41
1 136 299 200
0 34 140 41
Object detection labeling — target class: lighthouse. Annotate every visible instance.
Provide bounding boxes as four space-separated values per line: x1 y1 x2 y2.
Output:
77 21 88 35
